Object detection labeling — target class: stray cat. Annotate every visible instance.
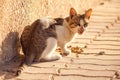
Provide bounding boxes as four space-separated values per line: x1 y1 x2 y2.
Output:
54 8 92 56
16 18 62 76
16 7 92 76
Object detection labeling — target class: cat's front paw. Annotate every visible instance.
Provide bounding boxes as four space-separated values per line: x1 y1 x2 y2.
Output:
62 49 71 56
52 54 62 60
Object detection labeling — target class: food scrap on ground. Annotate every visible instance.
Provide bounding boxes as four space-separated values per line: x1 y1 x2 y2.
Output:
67 45 84 54
56 45 84 55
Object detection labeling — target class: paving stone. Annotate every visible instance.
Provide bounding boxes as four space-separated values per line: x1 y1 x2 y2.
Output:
58 57 120 66
67 54 120 60
79 64 120 71
74 38 92 44
109 25 120 29
15 66 115 79
91 40 120 45
60 69 115 78
101 33 120 37
90 19 114 23
23 67 57 74
16 73 49 80
32 61 120 71
82 32 98 37
92 12 119 16
110 0 120 2
104 30 120 33
76 35 95 39
89 22 110 26
112 79 120 80
114 23 120 27
88 25 107 29
94 7 120 13
82 48 120 54
32 62 65 68
116 21 120 23
96 36 120 41
87 44 120 50
91 15 117 20
85 28 104 33
54 76 110 80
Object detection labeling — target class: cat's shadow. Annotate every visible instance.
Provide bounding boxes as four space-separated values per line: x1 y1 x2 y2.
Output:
0 55 24 79
0 32 23 79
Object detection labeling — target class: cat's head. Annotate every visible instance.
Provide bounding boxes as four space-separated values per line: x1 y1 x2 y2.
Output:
66 8 92 34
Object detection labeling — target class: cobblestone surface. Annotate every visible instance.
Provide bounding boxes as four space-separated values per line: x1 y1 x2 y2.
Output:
0 0 120 80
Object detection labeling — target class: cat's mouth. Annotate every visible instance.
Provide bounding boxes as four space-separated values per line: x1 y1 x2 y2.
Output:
78 26 84 34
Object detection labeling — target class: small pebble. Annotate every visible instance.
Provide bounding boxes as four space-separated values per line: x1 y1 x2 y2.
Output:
99 2 104 5
105 26 109 29
64 63 68 68
84 45 87 48
56 68 61 74
98 51 105 55
52 65 55 67
70 59 74 63
115 71 120 78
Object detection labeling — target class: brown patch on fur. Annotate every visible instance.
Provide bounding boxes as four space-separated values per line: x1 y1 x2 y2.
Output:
54 18 64 25
48 18 64 30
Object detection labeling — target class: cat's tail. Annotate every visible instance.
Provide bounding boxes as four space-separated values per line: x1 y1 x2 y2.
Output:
16 54 34 76
15 56 26 76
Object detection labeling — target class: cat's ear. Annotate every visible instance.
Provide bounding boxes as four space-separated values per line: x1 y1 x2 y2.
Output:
70 8 77 18
85 8 92 19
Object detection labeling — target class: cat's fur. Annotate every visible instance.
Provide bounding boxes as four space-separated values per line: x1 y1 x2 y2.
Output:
16 18 61 76
54 8 92 56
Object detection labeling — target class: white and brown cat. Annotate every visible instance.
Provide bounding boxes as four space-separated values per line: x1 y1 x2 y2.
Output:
16 8 92 76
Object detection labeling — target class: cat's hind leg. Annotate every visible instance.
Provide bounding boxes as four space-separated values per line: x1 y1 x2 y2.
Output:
25 53 35 65
39 37 62 62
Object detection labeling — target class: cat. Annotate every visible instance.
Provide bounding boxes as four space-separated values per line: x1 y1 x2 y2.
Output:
16 18 62 76
16 7 92 76
54 8 92 56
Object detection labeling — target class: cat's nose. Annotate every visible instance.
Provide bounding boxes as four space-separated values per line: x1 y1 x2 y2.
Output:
78 26 84 34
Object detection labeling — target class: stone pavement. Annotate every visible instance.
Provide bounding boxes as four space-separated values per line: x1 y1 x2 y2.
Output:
0 0 120 80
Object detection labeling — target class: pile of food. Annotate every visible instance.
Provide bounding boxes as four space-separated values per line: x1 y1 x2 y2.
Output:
56 45 83 54
67 45 83 54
